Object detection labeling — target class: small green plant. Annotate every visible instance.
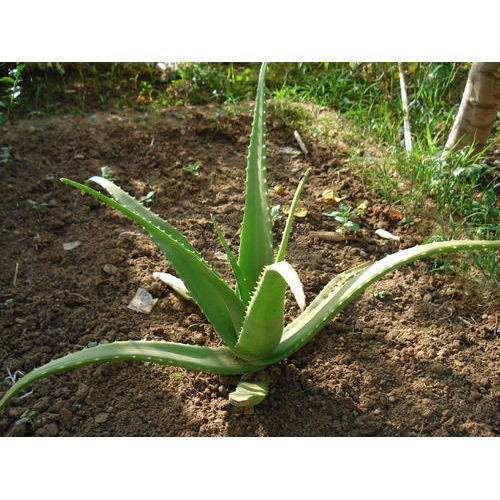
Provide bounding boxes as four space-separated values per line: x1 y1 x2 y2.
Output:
182 161 202 177
0 63 25 126
323 203 362 231
15 409 37 427
0 63 498 413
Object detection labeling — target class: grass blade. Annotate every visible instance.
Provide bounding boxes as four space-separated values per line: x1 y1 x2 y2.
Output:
211 214 251 304
234 261 305 360
0 341 262 412
62 178 245 348
276 168 312 262
238 62 274 291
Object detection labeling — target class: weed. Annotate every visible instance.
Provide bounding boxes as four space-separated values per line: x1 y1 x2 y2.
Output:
323 203 362 232
182 161 202 177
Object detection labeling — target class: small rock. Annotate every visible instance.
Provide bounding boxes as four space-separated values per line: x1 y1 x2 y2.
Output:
193 333 204 343
127 287 158 314
214 251 228 262
103 264 118 275
14 318 27 324
388 395 396 403
38 423 59 437
75 383 89 399
95 412 109 424
63 241 82 251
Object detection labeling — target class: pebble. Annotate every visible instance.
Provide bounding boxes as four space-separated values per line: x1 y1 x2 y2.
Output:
63 241 81 251
95 412 109 424
75 383 89 399
193 333 204 343
127 287 158 314
103 264 118 275
388 395 396 403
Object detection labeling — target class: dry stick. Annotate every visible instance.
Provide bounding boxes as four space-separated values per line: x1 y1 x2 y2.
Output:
13 262 19 286
398 62 413 153
293 130 308 155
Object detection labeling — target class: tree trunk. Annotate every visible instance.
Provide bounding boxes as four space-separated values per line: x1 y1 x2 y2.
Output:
442 62 499 157
398 62 413 152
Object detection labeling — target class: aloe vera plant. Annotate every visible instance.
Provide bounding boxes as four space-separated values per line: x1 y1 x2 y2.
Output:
1 63 499 413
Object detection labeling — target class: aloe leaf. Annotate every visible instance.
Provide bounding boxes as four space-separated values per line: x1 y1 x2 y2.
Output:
238 62 274 291
211 214 251 304
88 175 197 251
61 178 245 347
251 240 500 366
153 272 192 300
276 168 312 262
234 261 305 360
0 341 262 412
229 372 270 407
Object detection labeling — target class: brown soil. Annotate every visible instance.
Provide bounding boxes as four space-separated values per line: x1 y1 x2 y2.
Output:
0 106 498 437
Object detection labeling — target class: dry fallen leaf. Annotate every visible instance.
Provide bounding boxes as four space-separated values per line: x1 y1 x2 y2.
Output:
357 200 369 212
321 188 343 203
273 184 285 195
389 209 403 221
282 205 308 218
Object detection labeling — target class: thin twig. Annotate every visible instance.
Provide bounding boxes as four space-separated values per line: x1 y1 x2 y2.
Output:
293 130 308 155
13 261 19 286
398 62 413 153
457 316 473 327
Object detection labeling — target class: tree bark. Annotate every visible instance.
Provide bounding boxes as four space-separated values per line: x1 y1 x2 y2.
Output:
442 62 499 157
398 62 413 152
